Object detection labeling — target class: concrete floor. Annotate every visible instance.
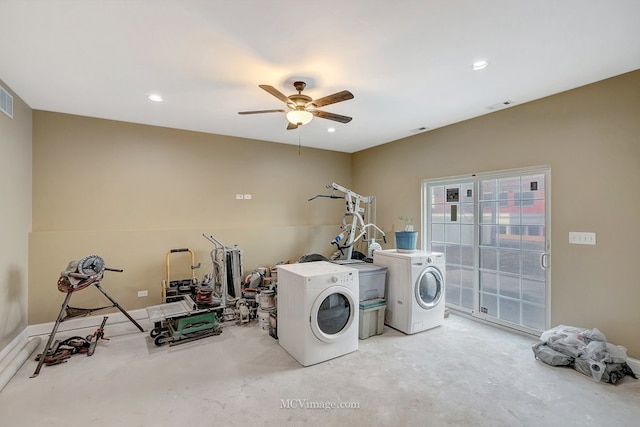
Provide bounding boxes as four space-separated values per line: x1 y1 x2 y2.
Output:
1 314 638 426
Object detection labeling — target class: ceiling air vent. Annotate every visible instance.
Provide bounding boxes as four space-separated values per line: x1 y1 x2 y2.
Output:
486 100 515 111
409 126 429 133
0 85 13 118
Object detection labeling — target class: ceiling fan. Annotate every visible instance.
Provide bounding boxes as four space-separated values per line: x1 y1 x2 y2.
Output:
238 81 354 130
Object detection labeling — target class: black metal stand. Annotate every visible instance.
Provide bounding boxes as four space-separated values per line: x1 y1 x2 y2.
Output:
31 281 144 378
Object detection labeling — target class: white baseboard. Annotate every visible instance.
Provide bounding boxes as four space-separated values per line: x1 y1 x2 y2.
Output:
0 336 41 392
0 309 149 391
0 328 27 362
0 329 29 367
26 308 149 337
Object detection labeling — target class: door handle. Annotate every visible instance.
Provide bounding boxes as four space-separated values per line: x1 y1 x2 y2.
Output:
540 253 549 269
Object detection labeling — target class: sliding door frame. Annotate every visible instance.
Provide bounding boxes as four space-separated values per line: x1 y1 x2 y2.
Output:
422 165 551 335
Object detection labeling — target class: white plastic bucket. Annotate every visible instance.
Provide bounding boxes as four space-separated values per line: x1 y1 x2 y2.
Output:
257 308 271 330
259 290 275 310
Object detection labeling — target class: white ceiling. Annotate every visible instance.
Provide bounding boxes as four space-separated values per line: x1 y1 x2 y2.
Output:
1 1 639 153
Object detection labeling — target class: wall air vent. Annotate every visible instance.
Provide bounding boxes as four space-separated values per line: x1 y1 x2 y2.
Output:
0 85 13 118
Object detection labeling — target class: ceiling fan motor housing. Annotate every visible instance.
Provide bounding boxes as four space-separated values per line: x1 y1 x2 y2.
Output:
289 94 313 108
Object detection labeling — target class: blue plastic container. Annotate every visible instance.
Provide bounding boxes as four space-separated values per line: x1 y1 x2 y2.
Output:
395 231 418 252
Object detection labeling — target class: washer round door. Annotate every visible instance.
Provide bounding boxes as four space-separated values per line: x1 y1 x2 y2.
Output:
310 286 356 343
415 266 444 309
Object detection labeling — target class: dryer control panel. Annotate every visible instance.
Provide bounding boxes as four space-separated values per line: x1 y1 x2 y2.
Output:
331 272 356 286
280 261 358 287
311 271 356 286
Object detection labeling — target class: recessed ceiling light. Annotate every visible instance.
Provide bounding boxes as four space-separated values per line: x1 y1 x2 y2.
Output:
148 94 163 102
472 60 489 71
327 127 336 133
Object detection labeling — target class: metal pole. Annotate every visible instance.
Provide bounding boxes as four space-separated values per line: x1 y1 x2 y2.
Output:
30 292 73 378
94 283 144 332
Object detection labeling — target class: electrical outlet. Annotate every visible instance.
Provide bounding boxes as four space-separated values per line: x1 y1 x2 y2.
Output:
137 290 148 297
235 194 244 200
569 232 596 245
244 194 252 200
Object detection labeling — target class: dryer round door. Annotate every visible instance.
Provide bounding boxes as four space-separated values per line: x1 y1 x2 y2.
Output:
415 266 444 309
310 286 356 343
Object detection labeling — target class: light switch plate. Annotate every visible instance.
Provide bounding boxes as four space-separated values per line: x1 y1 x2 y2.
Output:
569 232 596 245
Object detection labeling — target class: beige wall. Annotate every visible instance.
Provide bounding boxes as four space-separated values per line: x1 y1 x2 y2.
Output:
13 69 640 360
353 70 640 358
0 80 32 351
30 112 351 324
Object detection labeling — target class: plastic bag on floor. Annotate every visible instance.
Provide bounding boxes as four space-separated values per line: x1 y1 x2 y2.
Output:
532 342 573 366
584 341 608 363
573 357 606 382
579 327 607 343
547 333 585 358
540 325 607 345
605 343 629 364
574 357 638 384
540 325 608 359
539 325 581 343
535 324 637 385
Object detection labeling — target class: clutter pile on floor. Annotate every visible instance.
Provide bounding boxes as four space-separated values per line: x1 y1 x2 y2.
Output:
149 235 280 346
35 316 109 366
31 255 144 378
532 324 637 384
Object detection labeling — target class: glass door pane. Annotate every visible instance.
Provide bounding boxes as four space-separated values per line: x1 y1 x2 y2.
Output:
426 179 474 310
478 173 547 332
425 167 549 334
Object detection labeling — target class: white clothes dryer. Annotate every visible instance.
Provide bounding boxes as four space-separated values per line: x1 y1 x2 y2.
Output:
373 249 445 334
277 261 359 366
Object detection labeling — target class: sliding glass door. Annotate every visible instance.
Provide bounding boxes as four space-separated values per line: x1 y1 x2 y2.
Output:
426 179 476 311
423 167 550 334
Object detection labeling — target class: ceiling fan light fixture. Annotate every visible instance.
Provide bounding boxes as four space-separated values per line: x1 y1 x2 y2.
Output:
286 109 313 126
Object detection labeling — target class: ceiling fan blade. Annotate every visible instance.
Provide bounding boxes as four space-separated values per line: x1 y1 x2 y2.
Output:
312 110 352 123
311 90 354 108
286 122 299 130
238 109 286 115
259 85 291 105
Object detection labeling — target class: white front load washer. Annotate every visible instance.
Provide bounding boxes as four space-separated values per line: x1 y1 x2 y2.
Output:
277 261 359 366
373 249 445 334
